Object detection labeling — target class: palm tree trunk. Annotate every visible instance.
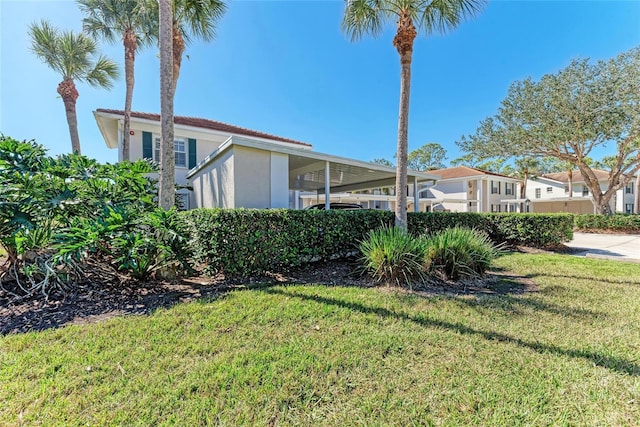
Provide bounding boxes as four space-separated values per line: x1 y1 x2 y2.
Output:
392 13 417 230
122 28 137 162
635 154 640 214
57 77 81 154
159 0 175 210
171 23 185 99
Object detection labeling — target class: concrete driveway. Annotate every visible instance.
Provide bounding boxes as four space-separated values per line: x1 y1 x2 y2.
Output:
565 232 640 262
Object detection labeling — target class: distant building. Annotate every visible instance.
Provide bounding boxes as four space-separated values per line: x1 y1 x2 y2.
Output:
420 166 522 213
526 170 635 214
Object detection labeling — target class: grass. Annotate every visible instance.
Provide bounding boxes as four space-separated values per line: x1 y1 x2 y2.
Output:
2 253 640 425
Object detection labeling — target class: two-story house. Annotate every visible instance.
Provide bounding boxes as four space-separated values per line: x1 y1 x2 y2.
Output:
420 166 522 213
94 109 439 210
526 170 636 214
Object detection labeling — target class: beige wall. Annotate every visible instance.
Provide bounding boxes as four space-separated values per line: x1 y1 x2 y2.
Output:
191 149 235 208
233 146 271 208
532 199 594 214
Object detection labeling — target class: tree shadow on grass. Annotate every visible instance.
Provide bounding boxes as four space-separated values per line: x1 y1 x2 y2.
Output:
261 287 640 377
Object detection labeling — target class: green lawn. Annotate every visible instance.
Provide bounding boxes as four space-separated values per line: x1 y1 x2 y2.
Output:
2 253 639 426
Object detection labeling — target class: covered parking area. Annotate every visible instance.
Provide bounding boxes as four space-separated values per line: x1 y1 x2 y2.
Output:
187 136 439 210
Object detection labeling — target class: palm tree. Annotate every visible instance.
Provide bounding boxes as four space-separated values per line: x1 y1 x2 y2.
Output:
29 20 119 154
78 0 157 161
167 0 226 97
343 0 485 229
158 0 175 210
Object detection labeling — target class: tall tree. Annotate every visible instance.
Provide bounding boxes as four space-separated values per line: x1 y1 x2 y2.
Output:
371 157 395 167
457 47 640 214
158 0 175 210
407 142 447 170
342 0 485 229
78 0 157 161
29 20 119 155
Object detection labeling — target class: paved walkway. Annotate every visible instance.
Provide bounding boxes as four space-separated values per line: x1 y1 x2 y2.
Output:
565 232 640 263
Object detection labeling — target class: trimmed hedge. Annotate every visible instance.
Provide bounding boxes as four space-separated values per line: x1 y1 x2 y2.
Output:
183 209 575 277
183 209 392 276
574 214 640 234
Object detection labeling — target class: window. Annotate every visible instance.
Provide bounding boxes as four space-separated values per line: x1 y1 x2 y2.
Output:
491 181 501 194
582 185 589 196
626 183 634 194
535 188 541 199
491 204 501 212
508 203 517 212
505 183 514 195
625 204 634 214
564 185 570 194
546 187 553 193
155 137 187 168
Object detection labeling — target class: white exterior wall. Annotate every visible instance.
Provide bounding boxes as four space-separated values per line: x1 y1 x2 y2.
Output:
233 146 271 208
430 181 468 212
270 152 289 208
191 149 235 209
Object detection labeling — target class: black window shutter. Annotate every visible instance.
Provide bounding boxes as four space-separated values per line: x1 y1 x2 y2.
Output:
188 138 197 169
142 131 153 159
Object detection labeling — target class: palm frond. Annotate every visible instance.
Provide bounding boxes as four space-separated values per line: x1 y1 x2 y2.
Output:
420 0 486 35
85 55 120 88
342 0 388 42
29 20 64 74
174 0 226 46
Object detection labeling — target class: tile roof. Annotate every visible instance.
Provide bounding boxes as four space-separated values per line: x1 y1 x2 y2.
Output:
541 169 611 184
427 166 517 180
96 109 312 148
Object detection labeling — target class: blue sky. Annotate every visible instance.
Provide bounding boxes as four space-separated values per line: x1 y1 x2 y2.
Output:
1 0 639 165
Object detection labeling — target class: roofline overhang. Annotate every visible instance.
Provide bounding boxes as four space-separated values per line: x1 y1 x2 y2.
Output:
94 110 314 151
186 135 440 183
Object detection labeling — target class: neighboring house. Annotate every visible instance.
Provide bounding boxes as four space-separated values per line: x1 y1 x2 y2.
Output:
420 166 523 213
95 109 439 210
526 170 636 214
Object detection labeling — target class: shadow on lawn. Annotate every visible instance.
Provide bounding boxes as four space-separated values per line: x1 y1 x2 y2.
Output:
262 287 640 377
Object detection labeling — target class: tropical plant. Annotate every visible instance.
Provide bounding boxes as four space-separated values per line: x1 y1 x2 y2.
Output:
0 135 189 298
424 227 498 280
78 0 157 161
359 226 427 287
342 0 485 229
28 20 119 154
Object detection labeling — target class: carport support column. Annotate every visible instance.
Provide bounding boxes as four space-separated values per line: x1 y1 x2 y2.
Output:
413 176 419 212
324 161 331 210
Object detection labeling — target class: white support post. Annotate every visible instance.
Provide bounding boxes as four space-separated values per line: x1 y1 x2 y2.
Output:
477 179 483 213
324 161 331 210
413 176 419 212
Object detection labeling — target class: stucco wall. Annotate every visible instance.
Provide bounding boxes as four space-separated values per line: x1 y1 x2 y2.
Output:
233 146 271 208
191 149 235 208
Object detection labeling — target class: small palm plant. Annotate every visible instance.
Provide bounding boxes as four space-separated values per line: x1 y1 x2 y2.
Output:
359 226 427 288
425 227 498 280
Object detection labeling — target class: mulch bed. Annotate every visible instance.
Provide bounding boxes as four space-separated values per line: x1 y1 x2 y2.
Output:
1 256 539 336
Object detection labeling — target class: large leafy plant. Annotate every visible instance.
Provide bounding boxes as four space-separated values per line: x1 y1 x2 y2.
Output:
0 135 190 298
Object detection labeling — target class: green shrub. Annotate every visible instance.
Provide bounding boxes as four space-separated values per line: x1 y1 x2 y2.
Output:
0 135 190 296
358 226 426 287
485 213 574 247
407 212 573 247
574 214 640 233
424 227 498 280
183 208 393 277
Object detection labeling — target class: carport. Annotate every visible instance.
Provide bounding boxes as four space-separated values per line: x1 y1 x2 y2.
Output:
187 136 439 210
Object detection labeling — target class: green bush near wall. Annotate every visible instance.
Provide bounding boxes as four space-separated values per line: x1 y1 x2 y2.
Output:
574 214 640 233
183 210 575 277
